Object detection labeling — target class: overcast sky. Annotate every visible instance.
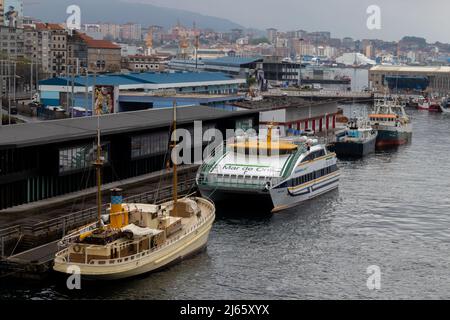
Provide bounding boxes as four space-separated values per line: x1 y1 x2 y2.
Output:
137 0 450 43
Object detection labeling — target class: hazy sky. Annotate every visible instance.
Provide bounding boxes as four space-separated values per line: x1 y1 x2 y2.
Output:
137 0 450 43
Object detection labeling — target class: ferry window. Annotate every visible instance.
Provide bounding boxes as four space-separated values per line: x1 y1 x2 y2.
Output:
302 154 314 163
315 149 326 158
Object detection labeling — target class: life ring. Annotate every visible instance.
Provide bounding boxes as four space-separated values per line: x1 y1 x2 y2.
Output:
73 245 83 254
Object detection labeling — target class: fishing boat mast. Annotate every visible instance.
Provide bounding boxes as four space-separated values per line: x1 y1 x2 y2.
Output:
94 112 104 228
171 101 178 216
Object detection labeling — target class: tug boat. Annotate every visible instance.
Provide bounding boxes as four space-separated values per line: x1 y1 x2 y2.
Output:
196 126 340 213
369 99 412 148
334 118 378 158
53 104 215 280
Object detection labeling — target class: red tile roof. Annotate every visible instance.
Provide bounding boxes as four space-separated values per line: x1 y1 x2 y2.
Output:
78 33 120 49
35 23 65 31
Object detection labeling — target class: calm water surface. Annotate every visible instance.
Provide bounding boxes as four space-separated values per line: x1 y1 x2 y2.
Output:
1 104 450 300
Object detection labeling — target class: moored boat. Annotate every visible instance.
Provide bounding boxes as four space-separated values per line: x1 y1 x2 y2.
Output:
334 118 378 158
369 99 412 148
440 98 450 114
196 126 340 213
417 96 441 112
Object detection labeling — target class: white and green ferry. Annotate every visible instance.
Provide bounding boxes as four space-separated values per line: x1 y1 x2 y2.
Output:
196 129 340 212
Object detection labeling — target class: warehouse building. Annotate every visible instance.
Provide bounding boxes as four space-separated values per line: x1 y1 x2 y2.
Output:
38 71 246 111
369 65 450 94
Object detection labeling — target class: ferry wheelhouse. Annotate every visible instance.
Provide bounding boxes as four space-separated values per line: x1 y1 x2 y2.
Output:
196 127 340 212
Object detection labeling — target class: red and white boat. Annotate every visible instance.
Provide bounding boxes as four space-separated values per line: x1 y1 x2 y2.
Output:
417 96 441 112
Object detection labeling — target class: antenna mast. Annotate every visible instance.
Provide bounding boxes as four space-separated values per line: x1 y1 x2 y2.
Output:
171 101 178 215
94 111 104 227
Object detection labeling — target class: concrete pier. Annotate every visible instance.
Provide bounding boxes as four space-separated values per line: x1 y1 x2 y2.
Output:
263 89 375 103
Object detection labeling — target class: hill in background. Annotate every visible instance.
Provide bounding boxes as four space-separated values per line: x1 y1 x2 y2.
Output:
23 0 244 31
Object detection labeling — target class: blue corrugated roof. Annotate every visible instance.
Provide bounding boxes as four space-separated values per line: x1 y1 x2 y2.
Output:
203 56 263 67
39 71 237 87
39 74 143 87
125 71 234 84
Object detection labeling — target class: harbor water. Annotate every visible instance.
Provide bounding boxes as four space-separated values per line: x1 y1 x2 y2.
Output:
1 70 450 299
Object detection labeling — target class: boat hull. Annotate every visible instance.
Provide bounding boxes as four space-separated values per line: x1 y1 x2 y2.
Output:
376 129 412 148
417 104 441 112
439 104 450 113
270 172 340 213
198 184 271 203
334 136 376 158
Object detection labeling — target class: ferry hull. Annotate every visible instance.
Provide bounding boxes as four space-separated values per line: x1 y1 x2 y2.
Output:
53 215 214 280
270 173 340 213
334 136 376 158
198 185 271 203
376 129 412 148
